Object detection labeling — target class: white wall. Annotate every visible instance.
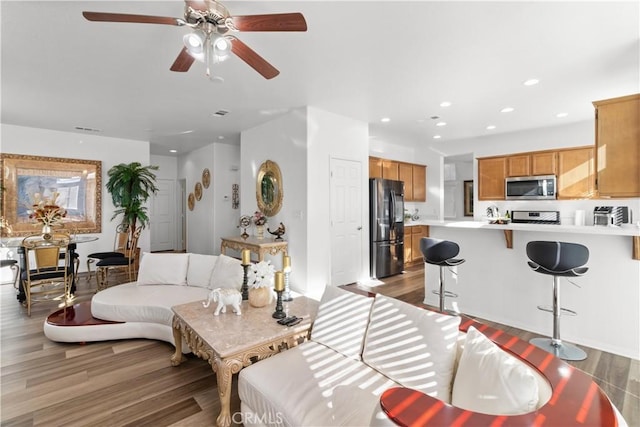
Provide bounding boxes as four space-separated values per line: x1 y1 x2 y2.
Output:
176 143 239 255
306 107 369 297
1 124 151 271
241 107 309 290
241 107 369 298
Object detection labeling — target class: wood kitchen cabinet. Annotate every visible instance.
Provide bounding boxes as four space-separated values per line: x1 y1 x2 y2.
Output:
382 160 399 180
369 157 427 202
412 164 426 201
399 163 413 199
369 157 383 179
593 94 640 197
404 225 429 267
478 157 507 200
557 146 596 199
507 151 557 177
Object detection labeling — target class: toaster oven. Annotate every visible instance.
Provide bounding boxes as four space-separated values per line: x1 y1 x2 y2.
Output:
593 206 631 226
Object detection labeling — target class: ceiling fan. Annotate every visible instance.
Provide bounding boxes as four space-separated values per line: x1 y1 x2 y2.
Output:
82 0 307 79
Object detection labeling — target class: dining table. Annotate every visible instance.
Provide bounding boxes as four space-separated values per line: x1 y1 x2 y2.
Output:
1 235 99 302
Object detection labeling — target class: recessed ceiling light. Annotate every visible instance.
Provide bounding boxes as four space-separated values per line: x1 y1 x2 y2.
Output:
179 130 194 134
433 135 442 139
380 117 391 123
169 149 177 153
218 135 225 140
440 101 452 107
556 112 569 118
486 125 496 130
500 107 515 113
523 78 539 86
436 122 447 127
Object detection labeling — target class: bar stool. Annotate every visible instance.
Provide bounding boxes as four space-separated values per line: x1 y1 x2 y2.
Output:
526 241 588 361
420 237 465 313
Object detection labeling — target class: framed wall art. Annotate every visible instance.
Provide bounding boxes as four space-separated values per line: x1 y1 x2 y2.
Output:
0 153 102 236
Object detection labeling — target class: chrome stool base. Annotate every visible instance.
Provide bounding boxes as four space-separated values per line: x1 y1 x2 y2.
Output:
530 337 587 361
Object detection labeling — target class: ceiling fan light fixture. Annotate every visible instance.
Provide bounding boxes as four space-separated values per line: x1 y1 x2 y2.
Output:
211 34 232 62
183 30 206 56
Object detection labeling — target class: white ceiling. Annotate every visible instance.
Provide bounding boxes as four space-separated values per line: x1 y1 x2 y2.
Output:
2 1 639 156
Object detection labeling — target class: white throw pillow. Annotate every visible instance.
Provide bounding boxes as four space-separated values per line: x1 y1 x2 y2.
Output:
136 252 189 286
310 285 374 360
186 254 218 288
210 254 243 290
362 294 460 403
451 326 539 415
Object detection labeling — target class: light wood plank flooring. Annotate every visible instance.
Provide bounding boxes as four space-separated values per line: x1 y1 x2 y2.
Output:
1 267 637 426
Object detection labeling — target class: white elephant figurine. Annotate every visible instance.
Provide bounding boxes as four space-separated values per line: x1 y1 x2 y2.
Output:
202 288 242 316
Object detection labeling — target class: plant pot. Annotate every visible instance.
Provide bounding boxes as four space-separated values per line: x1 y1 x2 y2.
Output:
248 287 272 308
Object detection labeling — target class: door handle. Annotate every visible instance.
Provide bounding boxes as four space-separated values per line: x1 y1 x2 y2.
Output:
357 226 362 230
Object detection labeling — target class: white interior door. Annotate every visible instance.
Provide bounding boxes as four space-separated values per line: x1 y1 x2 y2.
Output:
330 158 362 286
150 179 176 252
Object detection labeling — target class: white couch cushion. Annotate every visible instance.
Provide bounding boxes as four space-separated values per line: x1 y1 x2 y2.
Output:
238 341 399 427
91 282 209 326
362 294 460 403
210 254 243 290
451 326 539 415
136 252 189 286
310 285 375 361
187 254 218 288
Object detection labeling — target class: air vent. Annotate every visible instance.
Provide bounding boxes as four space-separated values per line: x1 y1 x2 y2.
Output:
211 110 229 118
74 126 101 132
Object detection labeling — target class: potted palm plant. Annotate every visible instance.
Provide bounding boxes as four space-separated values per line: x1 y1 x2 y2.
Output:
106 162 159 240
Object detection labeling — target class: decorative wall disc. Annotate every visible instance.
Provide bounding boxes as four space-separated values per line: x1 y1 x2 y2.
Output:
187 193 195 211
202 168 211 189
195 182 203 201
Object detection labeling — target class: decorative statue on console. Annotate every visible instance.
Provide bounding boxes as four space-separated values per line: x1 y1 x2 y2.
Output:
203 288 242 316
268 222 286 240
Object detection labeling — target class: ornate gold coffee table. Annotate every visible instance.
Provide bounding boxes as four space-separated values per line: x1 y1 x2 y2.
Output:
171 296 318 427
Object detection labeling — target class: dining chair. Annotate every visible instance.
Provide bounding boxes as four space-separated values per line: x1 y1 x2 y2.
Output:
21 232 73 316
87 223 130 286
96 226 141 291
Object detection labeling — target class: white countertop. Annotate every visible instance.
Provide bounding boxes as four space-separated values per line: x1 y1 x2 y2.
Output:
405 219 640 236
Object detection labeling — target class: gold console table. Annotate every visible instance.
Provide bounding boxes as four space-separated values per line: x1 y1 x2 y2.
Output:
220 236 288 262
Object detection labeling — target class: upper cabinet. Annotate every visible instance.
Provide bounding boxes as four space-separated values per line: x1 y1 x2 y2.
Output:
593 94 640 198
557 146 595 199
478 156 507 200
507 151 557 177
480 147 596 200
369 157 383 179
369 157 427 201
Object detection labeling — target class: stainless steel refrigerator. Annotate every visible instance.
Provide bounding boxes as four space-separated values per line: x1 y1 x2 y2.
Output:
370 178 405 278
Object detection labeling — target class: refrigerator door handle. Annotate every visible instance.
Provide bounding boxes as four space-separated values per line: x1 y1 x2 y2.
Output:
390 190 396 232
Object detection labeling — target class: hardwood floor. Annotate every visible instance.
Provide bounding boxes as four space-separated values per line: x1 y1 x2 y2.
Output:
1 267 637 426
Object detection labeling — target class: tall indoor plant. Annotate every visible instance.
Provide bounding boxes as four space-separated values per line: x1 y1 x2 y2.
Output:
106 162 159 239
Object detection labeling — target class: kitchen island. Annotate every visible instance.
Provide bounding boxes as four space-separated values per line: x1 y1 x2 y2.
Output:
407 219 640 359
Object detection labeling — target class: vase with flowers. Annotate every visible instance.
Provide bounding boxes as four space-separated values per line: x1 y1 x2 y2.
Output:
253 211 267 239
247 260 274 307
28 192 67 238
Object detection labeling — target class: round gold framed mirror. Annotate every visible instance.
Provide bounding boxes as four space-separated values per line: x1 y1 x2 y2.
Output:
256 160 283 217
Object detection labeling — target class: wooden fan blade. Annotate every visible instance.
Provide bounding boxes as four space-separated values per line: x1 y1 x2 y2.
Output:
230 38 279 79
170 47 196 72
231 13 307 32
82 11 180 26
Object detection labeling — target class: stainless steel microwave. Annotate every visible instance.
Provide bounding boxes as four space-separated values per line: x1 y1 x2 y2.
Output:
505 175 557 200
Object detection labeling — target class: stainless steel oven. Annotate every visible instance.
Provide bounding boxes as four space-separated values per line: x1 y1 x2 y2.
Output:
505 175 556 200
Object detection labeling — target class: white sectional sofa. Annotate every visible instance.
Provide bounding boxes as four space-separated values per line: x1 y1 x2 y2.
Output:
238 285 627 427
44 252 244 349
